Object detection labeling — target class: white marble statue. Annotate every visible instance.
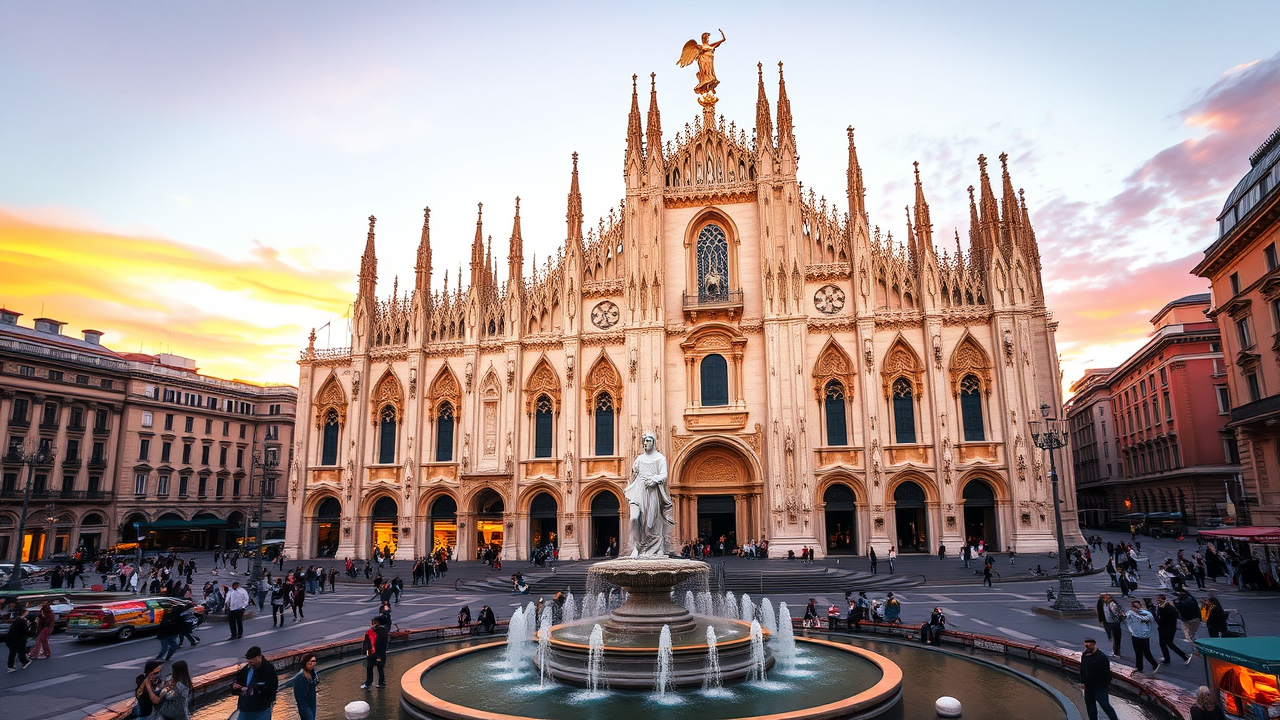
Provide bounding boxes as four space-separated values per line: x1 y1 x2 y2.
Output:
626 432 673 557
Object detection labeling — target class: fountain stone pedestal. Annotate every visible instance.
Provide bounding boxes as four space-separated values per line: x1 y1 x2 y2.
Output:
596 558 703 634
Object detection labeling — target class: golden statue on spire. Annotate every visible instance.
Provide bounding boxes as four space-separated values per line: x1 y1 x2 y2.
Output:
679 29 726 121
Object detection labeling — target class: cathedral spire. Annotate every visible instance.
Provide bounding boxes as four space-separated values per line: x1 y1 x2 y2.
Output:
508 197 524 286
646 73 663 166
754 62 773 150
846 127 866 222
998 152 1020 253
358 214 377 302
912 161 933 248
977 154 1000 251
415 207 432 292
469 202 485 290
776 62 795 154
904 205 918 266
484 234 493 288
967 184 983 256
626 74 643 167
567 152 584 243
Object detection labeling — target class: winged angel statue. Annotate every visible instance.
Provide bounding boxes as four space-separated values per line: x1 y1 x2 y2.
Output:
677 29 727 96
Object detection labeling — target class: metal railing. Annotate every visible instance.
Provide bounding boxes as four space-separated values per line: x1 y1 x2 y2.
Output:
1230 393 1280 423
682 289 744 309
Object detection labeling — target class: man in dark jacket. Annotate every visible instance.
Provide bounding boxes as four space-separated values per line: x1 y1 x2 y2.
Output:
1080 638 1119 720
155 606 184 661
478 605 497 633
232 645 279 720
1154 594 1189 665
5 602 31 672
362 617 389 689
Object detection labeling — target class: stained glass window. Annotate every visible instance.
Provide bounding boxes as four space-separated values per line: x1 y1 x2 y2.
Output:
696 224 730 300
892 378 916 444
594 393 615 456
824 380 848 446
436 402 455 462
960 374 985 441
534 394 554 458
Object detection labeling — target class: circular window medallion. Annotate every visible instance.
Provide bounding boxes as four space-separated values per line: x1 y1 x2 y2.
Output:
814 284 846 314
591 301 620 329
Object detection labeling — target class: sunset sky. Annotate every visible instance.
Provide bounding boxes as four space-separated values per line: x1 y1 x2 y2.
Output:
1 3 1278 389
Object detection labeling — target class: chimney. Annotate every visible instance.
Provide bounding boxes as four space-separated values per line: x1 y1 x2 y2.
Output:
82 329 104 345
0 309 19 326
33 318 66 335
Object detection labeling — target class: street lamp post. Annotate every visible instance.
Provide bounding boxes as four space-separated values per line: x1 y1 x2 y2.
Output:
249 451 278 586
4 442 56 590
1029 402 1085 612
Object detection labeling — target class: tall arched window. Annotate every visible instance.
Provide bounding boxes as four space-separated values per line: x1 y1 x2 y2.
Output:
534 394 554 458
892 378 916 444
378 404 397 464
321 409 339 466
700 354 729 406
824 380 848 446
696 224 730 300
960 374 985 441
594 393 615 456
436 402 455 462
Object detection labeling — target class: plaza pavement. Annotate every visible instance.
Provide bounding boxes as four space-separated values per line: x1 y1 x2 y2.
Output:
3 528 1273 720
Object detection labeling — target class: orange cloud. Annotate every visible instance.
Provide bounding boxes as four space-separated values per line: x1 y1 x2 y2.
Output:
0 209 353 384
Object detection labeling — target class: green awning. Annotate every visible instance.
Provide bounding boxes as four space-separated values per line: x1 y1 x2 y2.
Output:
1195 637 1280 674
142 518 229 530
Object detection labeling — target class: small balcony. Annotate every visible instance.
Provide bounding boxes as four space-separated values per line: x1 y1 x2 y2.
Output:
62 457 82 469
682 289 744 322
88 455 109 470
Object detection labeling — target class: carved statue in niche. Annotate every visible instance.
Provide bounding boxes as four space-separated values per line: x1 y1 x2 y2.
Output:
288 456 300 502
483 404 497 456
1014 433 1027 484
932 331 943 369
784 427 796 490
408 367 417 399
461 432 471 473
941 436 954 485
506 359 515 391
566 355 575 388
864 337 874 370
870 438 884 488
1002 328 1015 364
465 362 474 392
786 496 799 524
352 370 362 396
343 460 355 501
629 348 638 382
504 431 513 472
858 264 870 298
402 454 415 502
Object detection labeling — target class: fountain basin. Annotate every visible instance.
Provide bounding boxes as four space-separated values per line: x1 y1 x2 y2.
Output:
588 557 708 634
401 637 903 720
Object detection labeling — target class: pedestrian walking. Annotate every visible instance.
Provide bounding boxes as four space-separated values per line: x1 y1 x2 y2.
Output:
1154 594 1189 665
1098 593 1125 657
292 653 320 720
30 601 55 659
270 581 286 627
887 547 897 574
292 581 306 621
255 578 269 610
869 546 878 574
232 646 279 720
983 563 993 588
176 605 201 648
155 660 193 720
225 581 251 639
361 618 389 689
1174 589 1201 654
1124 600 1161 675
5 602 31 672
1079 638 1120 720
155 604 184 661
1203 596 1229 638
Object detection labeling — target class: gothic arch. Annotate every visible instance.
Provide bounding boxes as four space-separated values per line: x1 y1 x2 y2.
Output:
479 368 502 401
816 472 868 505
577 481 625 515
303 490 343 517
519 483 564 513
523 355 562 415
416 489 460 518
359 490 400 517
313 372 348 429
370 368 405 425
885 470 939 504
583 351 623 411
812 336 856 401
949 331 993 395
463 483 511 512
669 435 764 491
880 334 924 399
428 364 462 419
957 470 1011 503
682 208 743 297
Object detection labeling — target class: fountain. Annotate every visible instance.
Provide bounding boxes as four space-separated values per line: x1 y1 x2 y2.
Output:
653 625 674 698
702 624 723 692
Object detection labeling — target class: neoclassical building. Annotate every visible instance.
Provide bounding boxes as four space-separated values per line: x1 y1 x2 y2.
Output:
284 62 1080 562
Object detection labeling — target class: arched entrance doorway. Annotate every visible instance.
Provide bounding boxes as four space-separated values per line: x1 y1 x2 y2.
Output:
472 489 504 558
893 481 928 553
314 498 340 557
590 491 620 558
370 496 398 557
225 511 245 550
529 492 557 556
698 495 736 554
823 483 857 554
429 496 457 555
962 479 998 551
79 512 106 555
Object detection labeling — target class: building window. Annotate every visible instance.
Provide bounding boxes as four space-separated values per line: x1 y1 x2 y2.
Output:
200 445 210 465
1163 391 1172 421
198 476 207 497
157 474 170 496
892 377 917 444
265 476 276 497
435 402 455 462
49 370 63 382
594 393 616 456
321 410 339 465
181 443 192 464
378 404 397 464
236 448 243 468
178 475 189 497
1246 372 1262 403
10 398 28 423
138 439 150 461
695 223 731 300
216 476 225 497
184 416 194 433
1160 367 1168 386
222 421 229 436
700 354 729 406
1237 316 1255 349
534 394 554 458
134 472 147 496
42 402 58 426
239 424 247 439
823 381 848 446
1230 272 1241 295
204 418 212 434
157 440 170 462
960 374 985 441
1216 386 1231 414
233 476 241 497
163 413 173 431
140 411 153 428
1267 243 1278 271
65 439 79 462
219 446 227 467
266 425 279 441
94 408 108 432
69 406 83 430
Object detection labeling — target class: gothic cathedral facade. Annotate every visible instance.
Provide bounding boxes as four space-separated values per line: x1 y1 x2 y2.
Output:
284 64 1080 562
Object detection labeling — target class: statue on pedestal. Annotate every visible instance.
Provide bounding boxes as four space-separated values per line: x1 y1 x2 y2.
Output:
626 432 673 558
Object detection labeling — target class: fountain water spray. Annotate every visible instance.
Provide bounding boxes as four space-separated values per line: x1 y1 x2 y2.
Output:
761 598 777 635
746 620 767 682
684 590 696 613
653 625 674 697
702 625 723 691
587 623 607 693
503 606 530 671
594 592 608 617
723 591 737 619
538 604 555 687
696 591 714 617
774 602 798 672
740 593 756 623
564 590 577 623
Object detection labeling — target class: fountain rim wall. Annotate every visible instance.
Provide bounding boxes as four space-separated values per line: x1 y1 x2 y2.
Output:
400 636 904 720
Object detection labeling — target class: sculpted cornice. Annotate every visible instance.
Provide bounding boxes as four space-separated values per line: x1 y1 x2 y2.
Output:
804 262 853 282
663 186 757 209
424 343 464 358
940 308 993 325
522 335 566 351
582 331 625 347
806 317 859 333
874 311 925 331
583 279 625 299
369 347 409 362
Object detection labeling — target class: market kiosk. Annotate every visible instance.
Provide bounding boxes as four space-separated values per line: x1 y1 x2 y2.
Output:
1196 637 1280 719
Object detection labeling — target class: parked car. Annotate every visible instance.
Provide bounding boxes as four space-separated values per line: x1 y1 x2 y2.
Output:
0 591 76 636
67 597 206 641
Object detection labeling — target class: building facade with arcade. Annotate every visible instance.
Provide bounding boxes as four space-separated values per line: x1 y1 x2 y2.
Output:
284 59 1079 563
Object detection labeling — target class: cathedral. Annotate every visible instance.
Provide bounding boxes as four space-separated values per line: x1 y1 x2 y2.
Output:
283 58 1080 563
